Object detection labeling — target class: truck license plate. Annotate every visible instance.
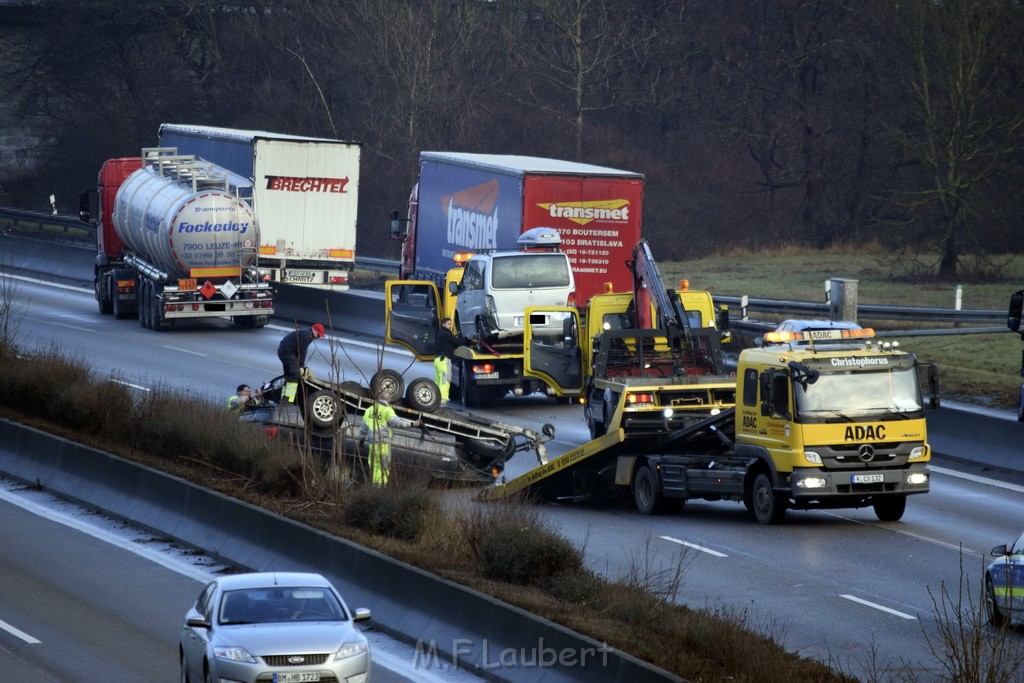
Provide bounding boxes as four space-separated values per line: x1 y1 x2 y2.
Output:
284 271 316 283
474 372 499 380
273 673 320 683
852 473 884 484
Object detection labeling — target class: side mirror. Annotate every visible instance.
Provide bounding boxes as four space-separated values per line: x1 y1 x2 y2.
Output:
447 280 459 295
78 190 93 222
1009 290 1023 333
389 210 408 241
186 615 209 629
353 608 372 623
991 544 1008 557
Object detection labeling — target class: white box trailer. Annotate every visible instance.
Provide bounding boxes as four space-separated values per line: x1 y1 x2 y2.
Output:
158 124 360 289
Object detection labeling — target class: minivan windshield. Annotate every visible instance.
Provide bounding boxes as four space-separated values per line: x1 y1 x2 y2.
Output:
491 254 571 289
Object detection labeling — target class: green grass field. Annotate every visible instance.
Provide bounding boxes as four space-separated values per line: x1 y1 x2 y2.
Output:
662 247 1024 409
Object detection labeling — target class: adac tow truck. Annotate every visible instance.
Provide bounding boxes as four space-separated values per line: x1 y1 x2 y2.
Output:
480 243 939 524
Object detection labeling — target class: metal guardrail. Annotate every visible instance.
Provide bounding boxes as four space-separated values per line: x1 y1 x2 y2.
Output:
0 206 90 234
715 295 1006 325
0 206 1010 329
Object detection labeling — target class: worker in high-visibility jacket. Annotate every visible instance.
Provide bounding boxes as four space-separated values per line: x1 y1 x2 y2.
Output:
227 384 263 413
358 392 422 485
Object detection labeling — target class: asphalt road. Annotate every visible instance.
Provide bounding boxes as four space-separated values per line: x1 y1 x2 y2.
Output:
2 265 1024 679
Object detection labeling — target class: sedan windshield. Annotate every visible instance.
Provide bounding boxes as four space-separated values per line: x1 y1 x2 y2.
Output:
219 587 346 625
794 367 922 419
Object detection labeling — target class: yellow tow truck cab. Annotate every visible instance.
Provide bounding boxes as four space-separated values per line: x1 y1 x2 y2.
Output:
484 321 939 525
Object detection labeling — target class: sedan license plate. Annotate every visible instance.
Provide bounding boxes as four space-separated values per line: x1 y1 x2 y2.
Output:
273 673 320 683
852 473 884 484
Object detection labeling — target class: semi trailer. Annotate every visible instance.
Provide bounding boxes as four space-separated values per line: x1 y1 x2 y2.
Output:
159 124 360 289
80 148 273 330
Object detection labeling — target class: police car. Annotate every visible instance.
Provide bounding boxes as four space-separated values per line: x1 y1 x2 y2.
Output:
985 530 1024 626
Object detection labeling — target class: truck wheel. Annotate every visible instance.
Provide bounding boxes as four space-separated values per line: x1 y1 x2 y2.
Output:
111 282 126 320
370 369 404 400
405 378 441 413
634 464 681 515
752 472 787 524
305 390 340 431
872 495 907 522
96 274 113 315
587 409 606 439
138 280 149 328
459 360 480 407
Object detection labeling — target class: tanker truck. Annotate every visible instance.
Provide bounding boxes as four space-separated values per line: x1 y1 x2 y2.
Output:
80 148 274 330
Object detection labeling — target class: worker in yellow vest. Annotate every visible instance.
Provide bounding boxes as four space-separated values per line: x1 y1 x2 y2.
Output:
358 391 422 485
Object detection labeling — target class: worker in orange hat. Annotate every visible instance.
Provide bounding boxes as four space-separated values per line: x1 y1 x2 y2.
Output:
277 323 325 403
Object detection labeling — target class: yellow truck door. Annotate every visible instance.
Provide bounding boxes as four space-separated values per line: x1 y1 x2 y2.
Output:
384 280 441 360
523 306 584 394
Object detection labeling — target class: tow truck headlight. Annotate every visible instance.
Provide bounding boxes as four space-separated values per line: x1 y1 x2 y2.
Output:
796 477 828 489
907 472 929 485
909 446 926 461
804 451 822 464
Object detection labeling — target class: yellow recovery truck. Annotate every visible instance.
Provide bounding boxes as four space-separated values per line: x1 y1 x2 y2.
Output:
480 242 940 524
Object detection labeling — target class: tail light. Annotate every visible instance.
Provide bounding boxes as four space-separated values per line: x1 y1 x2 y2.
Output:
263 426 279 438
567 290 576 308
627 393 655 405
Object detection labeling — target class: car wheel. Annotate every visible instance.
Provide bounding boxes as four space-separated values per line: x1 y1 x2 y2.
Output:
204 664 215 683
462 436 515 465
305 390 340 430
752 471 786 524
475 317 490 344
339 380 368 399
370 369 404 400
986 576 1009 627
872 495 907 522
405 378 441 413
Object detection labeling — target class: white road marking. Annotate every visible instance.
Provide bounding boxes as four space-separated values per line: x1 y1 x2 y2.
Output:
48 321 94 332
660 535 728 557
163 345 207 357
0 618 41 644
840 594 917 620
931 465 1024 494
107 379 150 392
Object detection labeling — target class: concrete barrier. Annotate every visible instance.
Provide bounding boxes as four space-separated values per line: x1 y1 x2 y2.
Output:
927 406 1022 471
0 418 679 683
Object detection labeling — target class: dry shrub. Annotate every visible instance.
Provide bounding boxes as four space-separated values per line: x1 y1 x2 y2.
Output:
344 483 439 542
461 496 585 588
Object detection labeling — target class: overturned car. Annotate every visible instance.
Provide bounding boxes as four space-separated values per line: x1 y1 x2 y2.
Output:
241 373 553 485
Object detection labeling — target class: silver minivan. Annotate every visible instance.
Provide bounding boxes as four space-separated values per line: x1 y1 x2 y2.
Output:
452 228 575 343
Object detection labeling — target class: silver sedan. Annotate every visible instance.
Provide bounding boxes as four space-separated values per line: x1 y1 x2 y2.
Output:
180 572 371 683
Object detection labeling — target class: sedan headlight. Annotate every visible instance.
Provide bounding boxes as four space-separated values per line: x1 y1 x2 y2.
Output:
213 645 257 663
335 640 368 660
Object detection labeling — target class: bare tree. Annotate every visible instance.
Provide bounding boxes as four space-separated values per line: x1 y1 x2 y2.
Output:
874 0 1024 279
503 0 667 161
